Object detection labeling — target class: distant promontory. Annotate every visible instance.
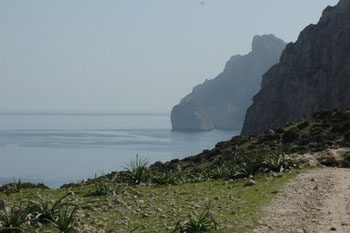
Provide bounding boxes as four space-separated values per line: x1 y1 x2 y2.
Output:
171 34 286 131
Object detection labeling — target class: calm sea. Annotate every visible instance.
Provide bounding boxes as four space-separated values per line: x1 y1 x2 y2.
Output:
0 114 239 188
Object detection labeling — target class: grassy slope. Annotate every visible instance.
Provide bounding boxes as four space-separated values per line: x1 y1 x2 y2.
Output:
0 170 304 233
156 108 350 172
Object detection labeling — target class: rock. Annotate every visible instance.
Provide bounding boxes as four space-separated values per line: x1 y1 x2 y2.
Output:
171 100 213 130
136 199 145 206
112 198 124 205
242 0 350 135
298 154 320 168
171 34 286 131
313 149 342 167
0 200 4 210
330 227 337 231
244 180 256 187
272 173 283 178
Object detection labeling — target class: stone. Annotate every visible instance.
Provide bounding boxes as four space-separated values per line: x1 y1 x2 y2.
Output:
313 149 342 167
298 154 320 168
171 34 286 131
242 0 350 135
244 180 256 187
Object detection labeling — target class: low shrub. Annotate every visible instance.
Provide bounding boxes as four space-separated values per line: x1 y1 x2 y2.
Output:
342 152 350 168
0 180 48 195
282 127 300 143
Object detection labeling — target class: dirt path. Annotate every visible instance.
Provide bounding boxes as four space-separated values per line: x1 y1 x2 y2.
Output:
254 168 350 233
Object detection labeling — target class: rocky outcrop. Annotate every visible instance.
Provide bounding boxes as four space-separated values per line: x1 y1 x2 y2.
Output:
171 35 286 131
171 100 213 130
242 0 350 135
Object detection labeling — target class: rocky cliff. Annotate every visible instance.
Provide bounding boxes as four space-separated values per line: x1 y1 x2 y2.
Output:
242 0 350 135
171 35 286 131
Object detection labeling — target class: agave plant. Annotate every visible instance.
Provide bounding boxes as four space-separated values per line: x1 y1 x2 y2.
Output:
172 204 217 233
123 155 150 185
0 203 31 233
27 193 72 223
88 179 122 196
262 153 300 172
205 165 228 180
91 182 113 196
151 171 182 185
237 153 265 177
225 163 244 179
50 205 78 233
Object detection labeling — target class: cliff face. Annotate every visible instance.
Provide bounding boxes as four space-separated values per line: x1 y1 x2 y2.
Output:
171 35 286 131
171 100 214 131
242 0 350 135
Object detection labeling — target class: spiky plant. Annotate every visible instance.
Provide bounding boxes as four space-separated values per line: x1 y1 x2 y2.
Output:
205 165 228 180
225 163 244 179
50 205 78 233
237 153 265 177
0 203 31 233
123 155 150 185
262 153 301 172
27 193 72 223
151 171 182 185
172 204 217 233
88 179 122 196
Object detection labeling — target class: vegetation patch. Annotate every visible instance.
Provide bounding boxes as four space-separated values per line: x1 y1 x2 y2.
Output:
0 170 303 233
155 108 350 172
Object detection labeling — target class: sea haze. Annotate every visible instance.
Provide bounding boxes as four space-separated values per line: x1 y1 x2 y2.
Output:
0 114 238 188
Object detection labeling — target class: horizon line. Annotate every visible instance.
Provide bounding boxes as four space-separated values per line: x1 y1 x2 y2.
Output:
0 111 170 116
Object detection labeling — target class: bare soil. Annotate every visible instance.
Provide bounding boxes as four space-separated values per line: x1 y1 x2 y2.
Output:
254 168 350 233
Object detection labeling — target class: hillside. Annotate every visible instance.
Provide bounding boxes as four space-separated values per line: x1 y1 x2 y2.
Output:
158 108 350 172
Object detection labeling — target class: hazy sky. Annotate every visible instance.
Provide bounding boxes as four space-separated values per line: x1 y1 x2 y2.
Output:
0 0 338 113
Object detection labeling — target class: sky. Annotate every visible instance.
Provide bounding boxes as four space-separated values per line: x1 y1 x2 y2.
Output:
0 0 338 113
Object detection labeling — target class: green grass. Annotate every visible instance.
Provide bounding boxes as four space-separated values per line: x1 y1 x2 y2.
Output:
0 169 306 233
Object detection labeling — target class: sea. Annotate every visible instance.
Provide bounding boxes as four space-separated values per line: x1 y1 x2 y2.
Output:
0 114 239 188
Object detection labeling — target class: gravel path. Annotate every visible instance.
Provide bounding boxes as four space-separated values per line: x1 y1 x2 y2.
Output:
254 168 350 233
